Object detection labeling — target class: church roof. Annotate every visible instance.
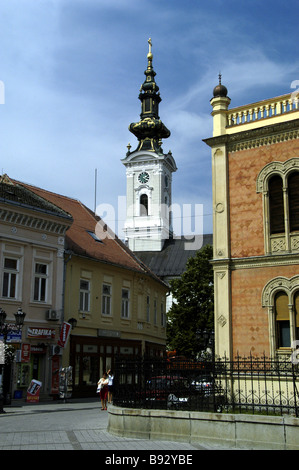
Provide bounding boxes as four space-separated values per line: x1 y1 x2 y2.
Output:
134 234 213 278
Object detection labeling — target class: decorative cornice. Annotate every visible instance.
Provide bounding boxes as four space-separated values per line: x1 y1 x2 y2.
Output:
203 118 299 152
211 252 299 271
0 208 70 235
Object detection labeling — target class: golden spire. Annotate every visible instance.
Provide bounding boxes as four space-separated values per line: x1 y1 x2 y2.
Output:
147 37 153 68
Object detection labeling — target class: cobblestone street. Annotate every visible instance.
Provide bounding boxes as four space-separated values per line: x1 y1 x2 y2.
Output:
0 398 206 452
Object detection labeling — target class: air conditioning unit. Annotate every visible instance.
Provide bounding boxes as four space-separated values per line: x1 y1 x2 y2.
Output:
46 309 60 321
50 345 63 356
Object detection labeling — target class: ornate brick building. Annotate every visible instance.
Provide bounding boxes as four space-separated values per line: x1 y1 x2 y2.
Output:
204 77 299 359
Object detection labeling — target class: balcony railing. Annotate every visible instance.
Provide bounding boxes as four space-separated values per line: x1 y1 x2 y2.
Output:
227 93 299 128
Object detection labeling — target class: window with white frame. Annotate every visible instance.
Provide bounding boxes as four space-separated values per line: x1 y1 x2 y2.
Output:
79 279 90 312
121 288 130 319
33 263 48 302
102 283 112 315
2 257 18 299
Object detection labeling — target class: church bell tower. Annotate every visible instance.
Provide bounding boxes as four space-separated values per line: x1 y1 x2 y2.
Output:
122 39 177 252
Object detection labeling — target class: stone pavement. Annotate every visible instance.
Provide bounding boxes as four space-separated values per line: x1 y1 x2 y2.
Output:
0 397 210 451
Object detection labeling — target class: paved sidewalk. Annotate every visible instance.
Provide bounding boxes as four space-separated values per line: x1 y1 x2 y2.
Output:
0 398 207 451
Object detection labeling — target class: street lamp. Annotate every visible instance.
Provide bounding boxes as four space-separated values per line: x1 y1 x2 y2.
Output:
67 318 77 329
14 308 26 329
0 308 7 329
0 307 26 413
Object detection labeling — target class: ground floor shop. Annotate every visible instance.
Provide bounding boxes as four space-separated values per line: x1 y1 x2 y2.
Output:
2 331 166 402
1 324 62 403
69 335 165 398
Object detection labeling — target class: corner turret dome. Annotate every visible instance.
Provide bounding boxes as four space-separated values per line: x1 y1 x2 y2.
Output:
213 73 228 97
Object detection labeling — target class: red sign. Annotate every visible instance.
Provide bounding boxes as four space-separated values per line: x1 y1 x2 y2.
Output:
27 327 56 339
21 343 31 363
57 322 71 348
26 379 42 403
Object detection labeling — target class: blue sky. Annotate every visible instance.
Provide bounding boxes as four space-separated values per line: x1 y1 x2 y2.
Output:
0 0 298 237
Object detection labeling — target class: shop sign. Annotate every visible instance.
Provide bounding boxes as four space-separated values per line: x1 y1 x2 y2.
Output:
57 322 71 348
27 327 56 339
0 324 22 343
31 345 47 354
21 343 31 363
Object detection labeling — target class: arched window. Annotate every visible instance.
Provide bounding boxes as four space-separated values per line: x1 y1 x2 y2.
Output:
294 291 299 342
257 160 299 254
262 276 299 356
275 291 290 348
288 172 299 232
140 194 148 216
269 175 284 234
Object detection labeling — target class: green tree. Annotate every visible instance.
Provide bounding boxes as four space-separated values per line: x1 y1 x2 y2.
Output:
166 244 214 358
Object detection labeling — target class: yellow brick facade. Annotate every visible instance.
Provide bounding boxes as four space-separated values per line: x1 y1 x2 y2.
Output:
204 86 299 358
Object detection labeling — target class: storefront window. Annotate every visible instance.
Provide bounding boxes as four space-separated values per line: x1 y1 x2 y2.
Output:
82 356 98 386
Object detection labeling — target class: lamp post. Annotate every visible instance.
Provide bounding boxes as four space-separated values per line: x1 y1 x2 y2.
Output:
0 307 26 413
67 318 77 330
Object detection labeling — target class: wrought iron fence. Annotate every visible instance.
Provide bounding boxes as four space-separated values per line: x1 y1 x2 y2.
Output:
113 354 299 417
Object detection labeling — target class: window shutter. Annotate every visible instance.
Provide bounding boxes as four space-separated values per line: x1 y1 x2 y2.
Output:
295 292 299 328
275 292 289 321
275 291 290 348
269 175 284 234
288 172 299 232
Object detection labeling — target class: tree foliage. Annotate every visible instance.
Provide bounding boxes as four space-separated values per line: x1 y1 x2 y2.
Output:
166 244 214 358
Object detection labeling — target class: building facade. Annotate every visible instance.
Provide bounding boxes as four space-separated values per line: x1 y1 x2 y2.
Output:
204 78 299 359
22 182 168 398
0 175 72 400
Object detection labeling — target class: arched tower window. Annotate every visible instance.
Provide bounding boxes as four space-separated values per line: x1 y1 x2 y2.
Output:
140 194 148 216
269 175 284 234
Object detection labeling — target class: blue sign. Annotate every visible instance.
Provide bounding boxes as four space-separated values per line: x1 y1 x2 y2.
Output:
0 324 22 343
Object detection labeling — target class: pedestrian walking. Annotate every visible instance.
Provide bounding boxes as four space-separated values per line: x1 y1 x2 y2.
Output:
97 372 109 410
107 369 114 404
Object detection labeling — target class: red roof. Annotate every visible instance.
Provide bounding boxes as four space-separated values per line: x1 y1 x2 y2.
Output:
17 181 165 283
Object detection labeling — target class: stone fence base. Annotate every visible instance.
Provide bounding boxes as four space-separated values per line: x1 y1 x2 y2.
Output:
107 405 299 450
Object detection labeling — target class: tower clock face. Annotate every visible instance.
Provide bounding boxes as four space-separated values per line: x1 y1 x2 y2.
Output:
138 172 150 184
